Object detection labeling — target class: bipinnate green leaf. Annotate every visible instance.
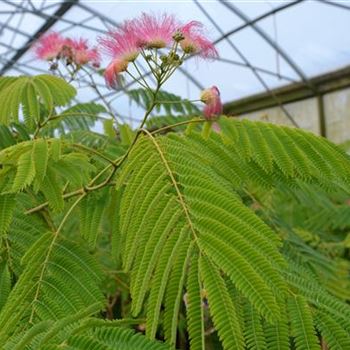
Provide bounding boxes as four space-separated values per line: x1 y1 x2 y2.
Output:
0 75 76 126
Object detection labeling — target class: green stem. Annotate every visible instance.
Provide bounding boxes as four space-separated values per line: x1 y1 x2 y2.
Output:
160 52 186 85
26 189 84 215
141 49 158 79
85 167 117 191
149 56 161 69
132 61 151 90
81 66 119 124
115 80 163 169
29 192 86 323
70 318 146 336
72 143 117 165
27 56 168 215
34 112 108 138
155 99 201 105
125 69 148 89
151 118 205 135
49 112 106 122
25 155 122 215
33 113 54 138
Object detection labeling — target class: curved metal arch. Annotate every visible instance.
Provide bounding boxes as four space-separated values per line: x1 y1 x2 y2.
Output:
76 2 122 29
213 1 304 47
0 0 307 94
166 0 305 94
0 20 32 40
218 1 306 81
3 0 106 34
0 0 79 75
215 57 297 83
317 0 350 11
218 0 313 91
0 0 25 36
217 0 338 136
195 0 299 127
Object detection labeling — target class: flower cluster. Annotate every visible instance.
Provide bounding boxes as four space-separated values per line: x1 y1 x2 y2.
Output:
179 21 218 58
99 13 218 88
33 13 223 120
34 32 100 68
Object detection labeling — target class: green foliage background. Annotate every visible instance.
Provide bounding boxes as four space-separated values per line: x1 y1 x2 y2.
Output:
0 74 349 349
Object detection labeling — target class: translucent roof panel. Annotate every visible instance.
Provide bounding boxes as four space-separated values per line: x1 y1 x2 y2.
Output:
1 0 350 123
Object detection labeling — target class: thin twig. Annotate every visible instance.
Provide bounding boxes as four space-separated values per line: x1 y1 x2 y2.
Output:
29 193 86 323
150 118 205 135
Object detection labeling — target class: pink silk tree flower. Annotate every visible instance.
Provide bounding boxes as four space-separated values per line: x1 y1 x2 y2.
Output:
34 32 66 61
180 21 218 59
68 38 101 66
200 86 223 119
134 13 179 49
104 58 128 88
100 21 141 87
99 22 140 63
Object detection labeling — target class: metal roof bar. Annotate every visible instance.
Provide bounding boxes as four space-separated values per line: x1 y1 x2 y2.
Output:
218 0 309 85
2 0 106 34
317 0 350 11
76 2 122 28
213 0 304 46
0 20 32 40
195 0 299 127
216 57 297 83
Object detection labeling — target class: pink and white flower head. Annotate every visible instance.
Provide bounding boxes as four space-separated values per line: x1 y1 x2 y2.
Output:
200 86 223 119
100 21 140 63
67 38 101 66
100 20 144 87
104 58 128 88
34 32 66 61
180 21 218 59
134 13 179 49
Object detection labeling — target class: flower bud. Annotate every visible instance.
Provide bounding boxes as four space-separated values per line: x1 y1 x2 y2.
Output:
172 30 185 42
160 55 168 63
200 86 223 120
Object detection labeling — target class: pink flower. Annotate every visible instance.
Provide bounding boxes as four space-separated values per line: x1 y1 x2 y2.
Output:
104 58 128 88
201 86 223 119
99 22 140 63
134 13 179 49
66 38 101 66
99 21 141 86
100 20 144 87
180 21 218 59
34 32 65 61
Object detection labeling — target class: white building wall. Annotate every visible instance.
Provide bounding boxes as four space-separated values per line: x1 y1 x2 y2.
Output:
239 87 350 145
